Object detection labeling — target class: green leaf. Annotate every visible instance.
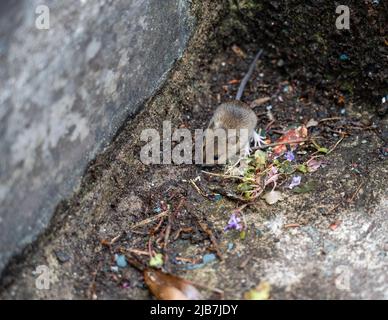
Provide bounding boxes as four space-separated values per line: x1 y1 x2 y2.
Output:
149 253 164 268
244 282 271 300
237 183 253 192
254 150 267 167
297 164 308 173
312 140 328 154
292 181 317 194
240 230 246 240
279 161 293 174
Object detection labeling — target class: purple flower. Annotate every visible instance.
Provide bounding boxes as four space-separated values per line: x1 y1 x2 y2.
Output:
288 176 301 189
224 213 242 231
285 151 295 161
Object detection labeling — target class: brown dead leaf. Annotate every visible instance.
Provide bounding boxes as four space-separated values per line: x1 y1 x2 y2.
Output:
251 96 271 107
231 45 247 59
144 268 202 300
228 79 240 85
337 95 345 106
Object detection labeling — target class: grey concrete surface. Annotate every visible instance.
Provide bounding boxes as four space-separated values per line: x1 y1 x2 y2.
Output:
0 0 194 273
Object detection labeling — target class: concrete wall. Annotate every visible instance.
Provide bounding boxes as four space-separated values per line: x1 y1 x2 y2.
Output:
0 0 194 273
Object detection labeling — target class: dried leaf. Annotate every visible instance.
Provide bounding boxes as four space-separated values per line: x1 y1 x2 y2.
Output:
228 79 240 85
244 281 271 300
144 269 202 300
231 44 247 59
306 118 318 128
272 126 308 156
251 96 271 107
307 159 324 172
263 190 283 205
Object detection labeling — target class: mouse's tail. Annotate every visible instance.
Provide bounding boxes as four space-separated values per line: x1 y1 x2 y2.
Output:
235 49 263 101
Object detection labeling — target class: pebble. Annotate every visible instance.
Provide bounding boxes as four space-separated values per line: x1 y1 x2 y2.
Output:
110 266 119 273
54 250 70 263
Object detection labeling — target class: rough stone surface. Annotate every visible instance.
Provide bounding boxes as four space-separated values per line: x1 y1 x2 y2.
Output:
0 0 194 273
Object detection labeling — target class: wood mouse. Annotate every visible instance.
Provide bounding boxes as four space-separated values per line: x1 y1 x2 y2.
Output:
203 49 264 165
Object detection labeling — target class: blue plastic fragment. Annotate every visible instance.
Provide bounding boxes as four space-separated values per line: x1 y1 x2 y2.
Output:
213 194 222 201
202 253 216 264
339 54 349 61
153 207 162 213
115 254 128 268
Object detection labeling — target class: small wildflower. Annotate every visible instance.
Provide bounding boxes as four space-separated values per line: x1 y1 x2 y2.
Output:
288 176 301 189
285 150 295 161
225 213 242 231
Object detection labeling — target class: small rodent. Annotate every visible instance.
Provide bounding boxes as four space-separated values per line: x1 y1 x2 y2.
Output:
203 49 263 164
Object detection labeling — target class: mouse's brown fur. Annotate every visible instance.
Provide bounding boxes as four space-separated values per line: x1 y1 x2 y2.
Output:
203 101 258 164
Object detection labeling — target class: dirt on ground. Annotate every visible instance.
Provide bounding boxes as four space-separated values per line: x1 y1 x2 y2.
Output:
0 0 387 300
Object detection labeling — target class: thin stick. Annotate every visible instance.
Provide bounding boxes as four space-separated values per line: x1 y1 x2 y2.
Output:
151 217 165 235
131 211 168 229
110 233 122 244
201 170 244 180
175 257 199 264
251 138 311 151
284 223 301 228
326 134 345 155
189 179 208 197
197 220 223 260
127 248 151 256
319 117 344 123
164 198 185 249
347 182 364 203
